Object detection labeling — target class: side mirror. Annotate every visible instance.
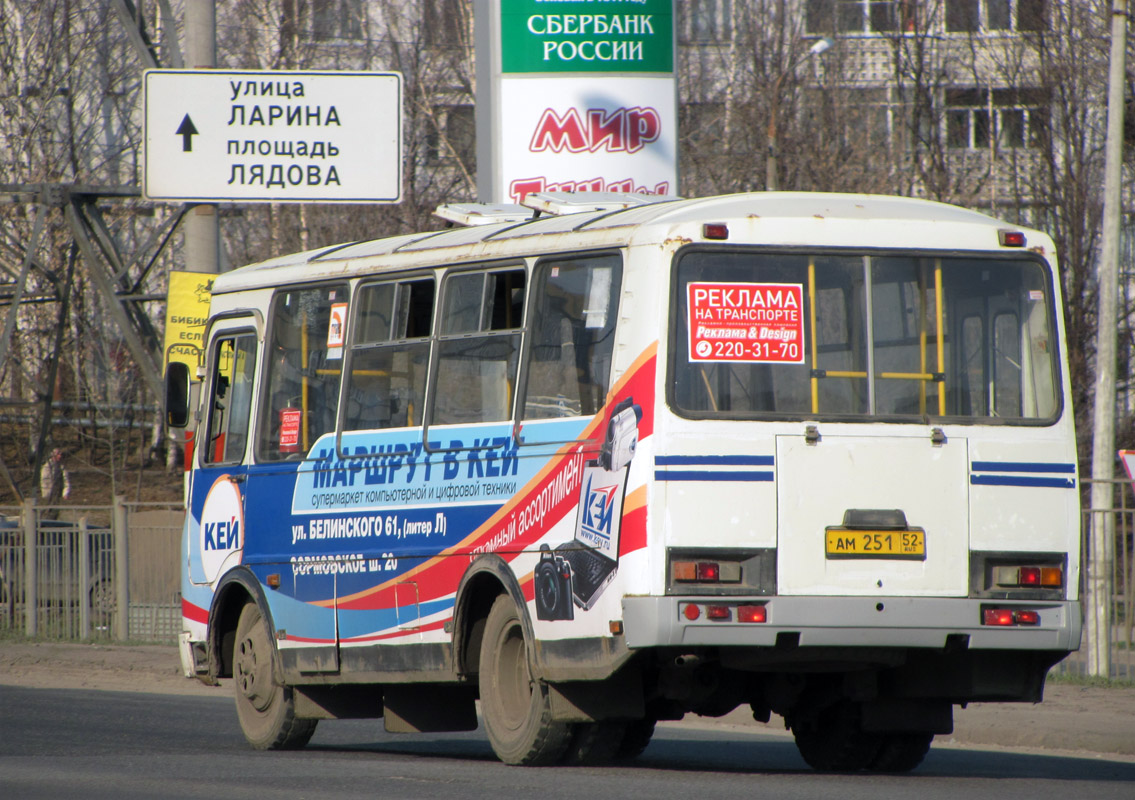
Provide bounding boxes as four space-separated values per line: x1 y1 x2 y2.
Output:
165 362 191 428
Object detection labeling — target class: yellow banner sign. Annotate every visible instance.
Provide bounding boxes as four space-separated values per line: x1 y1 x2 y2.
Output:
163 270 214 370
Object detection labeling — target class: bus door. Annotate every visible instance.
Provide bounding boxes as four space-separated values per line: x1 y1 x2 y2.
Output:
188 319 259 588
245 284 348 674
776 255 970 598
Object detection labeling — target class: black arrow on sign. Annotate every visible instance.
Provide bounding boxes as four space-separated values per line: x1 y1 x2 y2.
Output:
176 114 198 152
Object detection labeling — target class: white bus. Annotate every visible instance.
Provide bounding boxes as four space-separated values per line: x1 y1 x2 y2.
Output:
168 191 1081 771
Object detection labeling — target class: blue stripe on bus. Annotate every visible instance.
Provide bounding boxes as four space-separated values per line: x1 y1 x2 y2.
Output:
970 474 1076 489
655 455 775 467
970 461 1076 474
655 470 775 482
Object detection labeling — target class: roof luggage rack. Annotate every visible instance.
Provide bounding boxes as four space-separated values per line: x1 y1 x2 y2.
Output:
522 191 681 216
433 203 532 227
435 191 680 227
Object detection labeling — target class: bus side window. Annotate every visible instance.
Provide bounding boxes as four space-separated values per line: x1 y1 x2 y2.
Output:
204 333 257 465
523 255 622 419
433 267 526 425
343 278 434 430
257 284 348 460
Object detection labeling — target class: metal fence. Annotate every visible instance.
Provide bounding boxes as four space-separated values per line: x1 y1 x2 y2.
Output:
0 500 182 643
1058 478 1135 681
1 491 1133 680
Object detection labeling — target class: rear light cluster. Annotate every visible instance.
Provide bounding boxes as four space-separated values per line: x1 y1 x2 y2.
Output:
681 602 767 623
666 548 775 596
971 552 1066 600
672 560 742 583
993 565 1063 589
982 607 1041 626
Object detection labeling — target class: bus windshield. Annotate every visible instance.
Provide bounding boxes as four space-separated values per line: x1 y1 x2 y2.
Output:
671 249 1059 421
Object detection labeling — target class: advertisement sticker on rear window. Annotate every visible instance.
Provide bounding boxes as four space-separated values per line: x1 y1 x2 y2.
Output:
688 282 805 363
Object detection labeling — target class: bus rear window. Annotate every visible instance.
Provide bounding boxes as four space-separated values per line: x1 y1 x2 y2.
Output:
670 250 1059 422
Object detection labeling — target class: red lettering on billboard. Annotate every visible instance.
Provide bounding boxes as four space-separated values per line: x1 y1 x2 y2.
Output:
508 176 670 205
529 106 662 154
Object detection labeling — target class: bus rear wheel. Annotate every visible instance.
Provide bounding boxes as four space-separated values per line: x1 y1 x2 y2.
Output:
478 594 571 765
614 717 656 760
869 732 933 772
233 602 317 750
790 701 881 771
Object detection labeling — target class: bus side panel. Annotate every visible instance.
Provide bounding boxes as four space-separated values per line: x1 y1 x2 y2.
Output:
247 348 657 678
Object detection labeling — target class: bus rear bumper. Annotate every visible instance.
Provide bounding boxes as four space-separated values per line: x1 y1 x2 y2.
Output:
622 595 1082 653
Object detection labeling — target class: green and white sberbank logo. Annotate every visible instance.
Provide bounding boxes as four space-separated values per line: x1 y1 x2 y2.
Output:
501 0 674 74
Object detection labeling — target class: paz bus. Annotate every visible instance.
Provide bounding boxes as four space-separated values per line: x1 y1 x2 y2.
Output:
167 191 1081 772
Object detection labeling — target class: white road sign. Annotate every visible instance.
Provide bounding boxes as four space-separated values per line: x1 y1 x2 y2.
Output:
144 70 402 204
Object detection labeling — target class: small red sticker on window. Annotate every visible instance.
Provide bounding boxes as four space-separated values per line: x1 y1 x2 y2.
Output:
279 407 302 453
688 282 805 363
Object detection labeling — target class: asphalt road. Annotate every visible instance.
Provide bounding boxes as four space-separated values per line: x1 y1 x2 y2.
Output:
2 685 1134 800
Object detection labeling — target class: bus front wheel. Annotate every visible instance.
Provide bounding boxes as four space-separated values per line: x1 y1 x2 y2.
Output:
233 602 317 750
478 594 571 765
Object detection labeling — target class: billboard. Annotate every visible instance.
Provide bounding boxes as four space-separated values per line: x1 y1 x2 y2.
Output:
476 0 676 204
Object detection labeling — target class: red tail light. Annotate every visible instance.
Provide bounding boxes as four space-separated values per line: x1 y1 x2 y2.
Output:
983 608 1015 626
738 605 767 623
983 607 1041 626
706 605 731 621
697 562 720 581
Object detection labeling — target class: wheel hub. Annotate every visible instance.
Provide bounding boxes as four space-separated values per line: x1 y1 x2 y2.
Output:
236 632 272 712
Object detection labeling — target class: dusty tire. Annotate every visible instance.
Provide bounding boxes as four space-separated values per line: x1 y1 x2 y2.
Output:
616 717 656 760
562 721 628 765
233 602 317 750
869 733 933 772
478 594 571 765
791 701 882 772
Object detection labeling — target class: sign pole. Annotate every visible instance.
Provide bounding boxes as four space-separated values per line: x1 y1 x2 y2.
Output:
183 0 220 275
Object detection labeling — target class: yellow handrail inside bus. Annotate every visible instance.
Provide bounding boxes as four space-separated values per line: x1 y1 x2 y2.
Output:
807 257 948 416
935 260 946 416
919 267 928 415
809 259 818 414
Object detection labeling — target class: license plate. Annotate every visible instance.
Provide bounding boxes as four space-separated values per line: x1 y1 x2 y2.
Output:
825 528 926 560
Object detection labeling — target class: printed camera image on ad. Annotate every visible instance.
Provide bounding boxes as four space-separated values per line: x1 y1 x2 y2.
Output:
536 397 642 621
534 544 574 621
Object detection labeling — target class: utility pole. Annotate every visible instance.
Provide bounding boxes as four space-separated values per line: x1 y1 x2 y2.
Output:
183 0 220 275
1087 0 1128 679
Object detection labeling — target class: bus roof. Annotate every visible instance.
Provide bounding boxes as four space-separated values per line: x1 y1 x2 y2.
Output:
210 192 1049 295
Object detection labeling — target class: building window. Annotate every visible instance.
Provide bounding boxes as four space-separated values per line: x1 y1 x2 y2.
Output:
682 0 732 43
945 88 1047 150
426 105 475 167
829 88 895 149
945 0 1046 33
805 0 915 34
424 0 467 47
680 102 726 151
312 0 363 41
